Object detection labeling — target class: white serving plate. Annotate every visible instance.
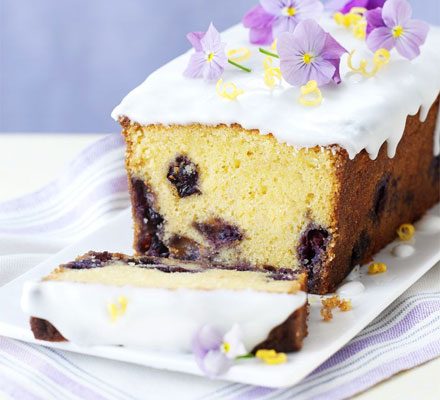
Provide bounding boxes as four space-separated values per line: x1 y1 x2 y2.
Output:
0 205 439 388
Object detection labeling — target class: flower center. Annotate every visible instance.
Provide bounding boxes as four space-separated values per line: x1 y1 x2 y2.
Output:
221 342 231 353
207 52 215 62
283 7 296 17
302 53 314 64
392 25 404 38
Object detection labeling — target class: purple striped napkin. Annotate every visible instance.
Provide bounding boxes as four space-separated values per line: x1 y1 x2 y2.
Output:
0 134 439 400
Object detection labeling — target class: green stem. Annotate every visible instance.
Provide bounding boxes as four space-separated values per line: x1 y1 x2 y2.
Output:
236 353 255 360
228 59 252 73
259 48 279 59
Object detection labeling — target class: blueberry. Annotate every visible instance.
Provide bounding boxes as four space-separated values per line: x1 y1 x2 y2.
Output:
193 218 243 249
167 155 201 198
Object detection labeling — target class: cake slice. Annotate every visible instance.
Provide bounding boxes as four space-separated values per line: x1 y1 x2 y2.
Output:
22 251 308 353
112 19 440 294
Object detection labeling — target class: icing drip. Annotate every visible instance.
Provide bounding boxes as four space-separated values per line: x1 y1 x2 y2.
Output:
415 214 440 233
112 18 440 160
21 281 306 352
336 281 365 297
392 244 415 258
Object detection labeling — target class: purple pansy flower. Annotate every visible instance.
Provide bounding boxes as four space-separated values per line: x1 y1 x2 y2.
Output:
277 19 347 86
184 23 228 81
365 0 429 60
192 324 247 378
325 0 385 14
243 0 324 45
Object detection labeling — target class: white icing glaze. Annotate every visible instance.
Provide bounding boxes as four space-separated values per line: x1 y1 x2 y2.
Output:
392 243 415 258
336 281 365 297
415 214 440 233
112 18 440 159
21 281 306 352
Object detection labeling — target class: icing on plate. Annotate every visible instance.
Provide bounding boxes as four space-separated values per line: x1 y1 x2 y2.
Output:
112 17 440 160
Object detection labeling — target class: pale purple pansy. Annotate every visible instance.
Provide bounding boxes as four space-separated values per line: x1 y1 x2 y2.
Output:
277 19 347 86
192 324 247 378
325 0 385 14
243 0 324 45
365 0 429 60
183 23 228 81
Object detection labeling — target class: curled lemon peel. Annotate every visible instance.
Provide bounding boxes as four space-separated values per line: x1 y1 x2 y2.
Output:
299 80 323 107
256 349 287 365
348 48 390 78
263 56 282 88
271 39 278 51
227 47 251 63
216 79 244 100
397 223 415 241
107 296 128 322
368 262 387 275
334 7 367 39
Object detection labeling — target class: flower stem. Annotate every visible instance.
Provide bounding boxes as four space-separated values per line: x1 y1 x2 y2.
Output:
228 59 252 73
236 353 255 360
259 48 279 59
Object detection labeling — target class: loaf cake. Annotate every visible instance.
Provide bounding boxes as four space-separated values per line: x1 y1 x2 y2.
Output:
22 251 308 353
112 4 440 294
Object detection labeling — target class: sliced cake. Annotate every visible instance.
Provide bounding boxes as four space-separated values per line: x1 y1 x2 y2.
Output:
22 251 308 353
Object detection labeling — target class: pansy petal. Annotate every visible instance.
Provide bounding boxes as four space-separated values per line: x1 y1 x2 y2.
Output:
186 31 204 51
260 0 284 15
243 5 275 28
294 19 327 54
369 0 386 9
183 52 207 79
272 16 299 38
295 0 325 19
325 0 349 12
340 0 368 14
307 58 336 86
201 23 223 53
196 325 223 350
321 33 347 60
277 32 303 60
366 8 386 35
395 35 420 60
395 20 429 60
249 26 274 44
328 58 343 84
203 60 224 81
366 26 395 52
279 55 306 86
203 350 231 378
382 0 412 28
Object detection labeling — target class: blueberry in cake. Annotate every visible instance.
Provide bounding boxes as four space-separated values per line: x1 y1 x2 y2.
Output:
112 3 440 294
22 252 308 353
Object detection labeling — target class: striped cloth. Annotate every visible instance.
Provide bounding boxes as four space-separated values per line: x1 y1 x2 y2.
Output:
0 134 439 400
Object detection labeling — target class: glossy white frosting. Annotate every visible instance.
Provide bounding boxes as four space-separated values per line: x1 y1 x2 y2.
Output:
21 281 306 352
112 18 440 160
336 280 365 297
415 214 440 233
392 243 415 258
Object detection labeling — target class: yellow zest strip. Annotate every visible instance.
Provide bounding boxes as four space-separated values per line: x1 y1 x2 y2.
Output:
107 295 128 322
299 80 323 107
271 39 278 51
368 262 387 275
334 7 367 39
347 48 391 78
216 79 244 100
227 47 251 63
255 349 287 365
397 223 415 241
263 56 282 88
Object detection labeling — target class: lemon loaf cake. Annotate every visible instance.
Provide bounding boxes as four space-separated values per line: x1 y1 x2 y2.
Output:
22 251 308 353
112 14 440 294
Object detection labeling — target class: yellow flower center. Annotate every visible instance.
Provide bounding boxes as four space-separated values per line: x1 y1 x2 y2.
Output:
284 7 296 16
207 52 215 62
302 53 314 64
392 25 404 38
222 342 231 353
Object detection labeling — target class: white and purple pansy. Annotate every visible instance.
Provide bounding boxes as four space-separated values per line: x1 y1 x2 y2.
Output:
277 19 347 86
192 324 248 377
243 0 324 45
365 0 429 60
326 0 385 14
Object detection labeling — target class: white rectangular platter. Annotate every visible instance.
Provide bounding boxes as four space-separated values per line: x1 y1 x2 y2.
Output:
0 205 439 388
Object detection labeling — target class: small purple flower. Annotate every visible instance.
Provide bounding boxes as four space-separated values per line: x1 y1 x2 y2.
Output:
184 23 228 81
365 0 429 60
192 324 247 378
277 19 347 86
243 0 324 45
325 0 385 14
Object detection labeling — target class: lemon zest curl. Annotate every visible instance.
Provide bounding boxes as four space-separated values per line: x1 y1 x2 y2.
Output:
262 56 282 88
348 48 391 78
216 79 244 100
107 296 128 322
334 7 367 39
256 349 287 365
299 80 323 107
397 223 415 241
368 262 387 274
227 47 251 63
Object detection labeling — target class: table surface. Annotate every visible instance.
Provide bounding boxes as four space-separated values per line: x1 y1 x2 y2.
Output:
0 133 439 399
